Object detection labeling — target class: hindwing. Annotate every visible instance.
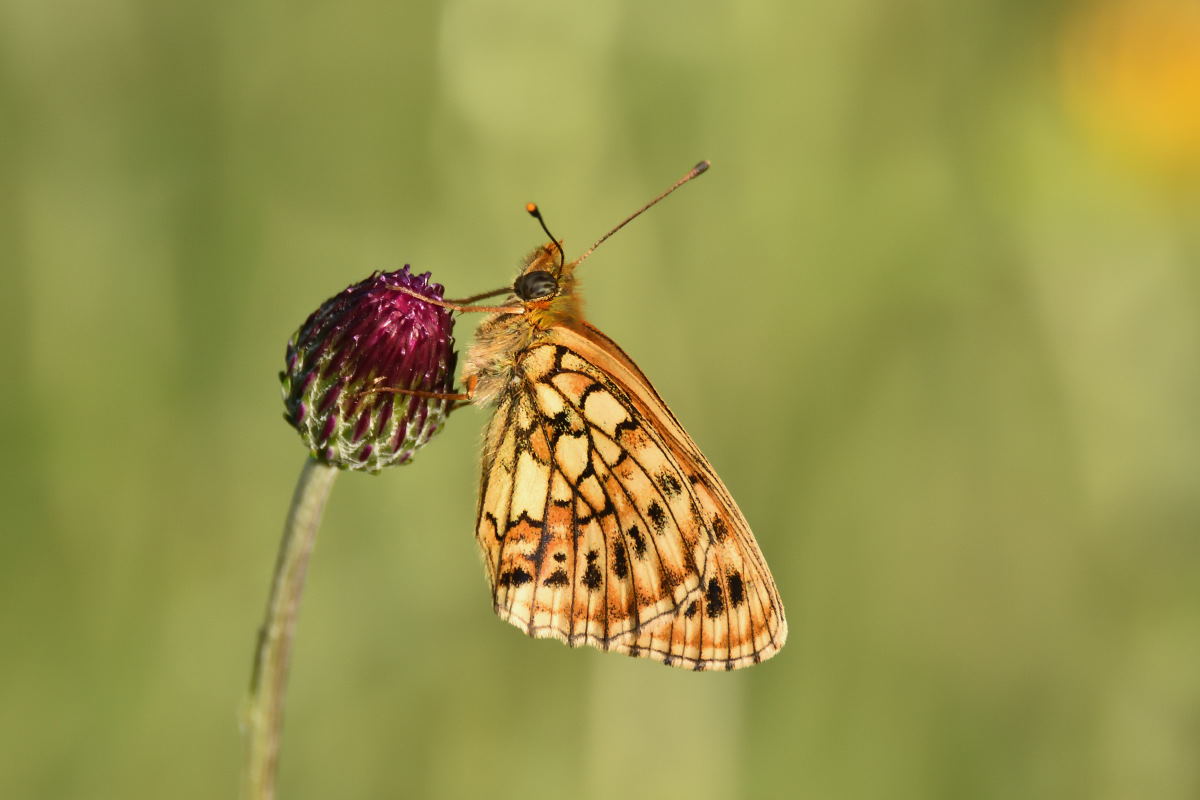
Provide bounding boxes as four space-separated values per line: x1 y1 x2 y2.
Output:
474 324 786 670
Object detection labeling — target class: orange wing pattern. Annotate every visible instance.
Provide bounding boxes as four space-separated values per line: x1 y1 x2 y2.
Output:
475 326 786 670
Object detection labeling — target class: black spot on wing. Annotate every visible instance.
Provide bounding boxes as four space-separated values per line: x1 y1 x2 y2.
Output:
627 525 647 558
553 552 567 563
612 542 628 579
705 577 724 618
582 562 602 591
500 567 532 587
727 571 745 607
684 600 699 619
657 473 682 497
647 501 667 532
543 569 569 587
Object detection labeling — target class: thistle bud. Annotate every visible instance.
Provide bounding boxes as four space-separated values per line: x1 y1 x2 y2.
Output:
281 266 457 472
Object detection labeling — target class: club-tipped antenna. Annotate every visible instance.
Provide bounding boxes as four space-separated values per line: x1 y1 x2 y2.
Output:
574 160 710 268
526 203 565 274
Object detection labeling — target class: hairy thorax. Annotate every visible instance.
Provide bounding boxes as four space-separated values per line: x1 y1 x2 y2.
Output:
462 310 540 407
462 293 583 407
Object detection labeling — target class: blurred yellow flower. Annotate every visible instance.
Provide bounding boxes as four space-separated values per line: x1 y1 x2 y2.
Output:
1063 0 1200 179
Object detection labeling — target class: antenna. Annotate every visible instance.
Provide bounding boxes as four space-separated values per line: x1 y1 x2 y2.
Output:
574 160 710 268
525 203 565 274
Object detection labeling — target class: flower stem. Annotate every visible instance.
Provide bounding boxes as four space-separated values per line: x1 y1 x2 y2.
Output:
243 457 339 800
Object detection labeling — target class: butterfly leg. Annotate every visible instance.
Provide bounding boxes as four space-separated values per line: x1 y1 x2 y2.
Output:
360 375 477 413
368 387 470 401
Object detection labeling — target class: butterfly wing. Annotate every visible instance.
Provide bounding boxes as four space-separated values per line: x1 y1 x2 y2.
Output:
475 338 703 650
475 323 786 670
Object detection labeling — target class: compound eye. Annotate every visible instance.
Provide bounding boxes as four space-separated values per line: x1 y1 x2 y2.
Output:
514 270 558 301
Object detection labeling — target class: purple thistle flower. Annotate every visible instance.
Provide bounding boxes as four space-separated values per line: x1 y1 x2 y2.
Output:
281 266 457 472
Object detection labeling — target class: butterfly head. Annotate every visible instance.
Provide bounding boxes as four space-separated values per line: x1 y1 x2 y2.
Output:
511 243 581 325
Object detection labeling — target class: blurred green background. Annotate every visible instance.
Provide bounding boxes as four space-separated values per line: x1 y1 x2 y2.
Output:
3 0 1198 798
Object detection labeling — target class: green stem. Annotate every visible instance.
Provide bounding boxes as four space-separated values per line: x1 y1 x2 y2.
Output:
243 457 339 800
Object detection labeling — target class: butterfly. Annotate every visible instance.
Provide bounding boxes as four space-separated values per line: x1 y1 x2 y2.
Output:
401 162 786 670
